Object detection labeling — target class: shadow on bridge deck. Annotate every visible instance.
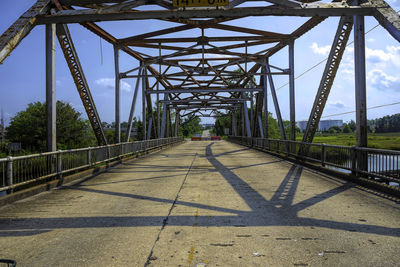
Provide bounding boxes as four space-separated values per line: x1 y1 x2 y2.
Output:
0 141 399 266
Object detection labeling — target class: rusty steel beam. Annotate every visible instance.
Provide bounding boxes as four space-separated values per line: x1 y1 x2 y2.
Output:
0 0 51 63
36 5 375 24
300 17 353 149
56 24 108 146
121 36 283 44
372 0 400 42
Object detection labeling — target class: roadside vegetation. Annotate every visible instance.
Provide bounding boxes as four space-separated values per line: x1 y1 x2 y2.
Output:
213 111 400 151
0 101 204 158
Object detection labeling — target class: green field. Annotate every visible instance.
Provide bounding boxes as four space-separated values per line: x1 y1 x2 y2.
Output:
296 132 400 150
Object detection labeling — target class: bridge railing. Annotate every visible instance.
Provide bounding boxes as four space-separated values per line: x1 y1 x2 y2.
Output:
0 137 183 193
228 136 400 185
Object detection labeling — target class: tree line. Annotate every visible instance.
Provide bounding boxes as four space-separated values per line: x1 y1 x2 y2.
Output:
1 101 203 155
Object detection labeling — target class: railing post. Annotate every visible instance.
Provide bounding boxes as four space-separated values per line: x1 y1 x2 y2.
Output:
107 145 111 160
351 146 357 176
57 151 62 178
87 147 92 166
321 143 326 167
6 156 13 192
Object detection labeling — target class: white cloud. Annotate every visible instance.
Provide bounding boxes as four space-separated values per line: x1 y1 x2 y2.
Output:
367 69 400 91
328 101 346 109
310 42 330 56
362 46 400 67
366 47 391 63
367 38 375 43
95 78 131 92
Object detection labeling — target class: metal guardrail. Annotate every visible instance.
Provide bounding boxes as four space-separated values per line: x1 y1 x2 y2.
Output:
0 137 183 193
229 136 400 185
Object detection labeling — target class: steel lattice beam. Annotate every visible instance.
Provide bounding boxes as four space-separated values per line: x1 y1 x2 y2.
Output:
56 24 108 146
0 0 51 63
36 5 376 24
300 16 353 151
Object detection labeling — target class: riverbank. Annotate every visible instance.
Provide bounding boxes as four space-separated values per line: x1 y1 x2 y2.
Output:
296 132 400 150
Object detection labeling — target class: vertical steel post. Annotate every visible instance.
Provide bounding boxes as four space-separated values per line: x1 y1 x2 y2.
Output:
87 147 92 166
166 109 170 138
289 40 296 143
57 151 62 178
241 105 245 136
157 44 161 138
142 66 147 140
46 24 56 152
147 117 152 140
354 16 367 147
289 40 296 153
160 94 168 138
126 68 142 142
354 14 368 172
174 111 180 137
321 144 326 167
258 115 264 138
114 45 121 144
242 93 252 137
232 109 237 136
250 92 254 134
262 65 268 139
6 156 12 190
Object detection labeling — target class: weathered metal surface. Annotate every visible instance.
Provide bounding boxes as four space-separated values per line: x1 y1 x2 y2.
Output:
0 0 50 64
46 24 56 152
301 17 353 148
373 0 400 42
114 45 121 143
36 5 375 24
56 24 107 146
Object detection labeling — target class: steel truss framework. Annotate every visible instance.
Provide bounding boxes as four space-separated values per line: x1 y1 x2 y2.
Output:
1 1 400 163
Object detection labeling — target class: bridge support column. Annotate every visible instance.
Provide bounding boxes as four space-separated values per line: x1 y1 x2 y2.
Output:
262 65 268 139
160 94 168 138
289 39 296 153
231 109 237 136
354 14 368 172
126 68 142 142
114 45 121 143
174 111 180 137
289 40 296 142
242 93 251 138
142 65 147 140
46 23 56 152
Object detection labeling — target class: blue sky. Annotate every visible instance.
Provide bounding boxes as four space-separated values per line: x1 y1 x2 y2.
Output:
1 0 400 126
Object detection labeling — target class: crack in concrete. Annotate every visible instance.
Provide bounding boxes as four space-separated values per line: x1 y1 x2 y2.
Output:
144 152 197 267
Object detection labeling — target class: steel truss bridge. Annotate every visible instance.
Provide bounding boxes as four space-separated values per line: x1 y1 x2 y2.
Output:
1 0 400 166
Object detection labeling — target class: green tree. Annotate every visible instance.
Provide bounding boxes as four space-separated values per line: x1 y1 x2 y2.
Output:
181 115 202 137
342 124 352 133
214 114 231 136
348 120 356 132
6 101 96 151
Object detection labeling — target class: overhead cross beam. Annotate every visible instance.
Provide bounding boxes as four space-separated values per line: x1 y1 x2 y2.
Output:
36 5 376 24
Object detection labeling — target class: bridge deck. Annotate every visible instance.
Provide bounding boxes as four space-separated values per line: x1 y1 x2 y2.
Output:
0 141 399 266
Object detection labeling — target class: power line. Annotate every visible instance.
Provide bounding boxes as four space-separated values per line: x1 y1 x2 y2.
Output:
307 101 400 119
275 11 399 92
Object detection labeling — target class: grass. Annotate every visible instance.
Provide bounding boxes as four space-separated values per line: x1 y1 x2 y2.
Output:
296 132 400 150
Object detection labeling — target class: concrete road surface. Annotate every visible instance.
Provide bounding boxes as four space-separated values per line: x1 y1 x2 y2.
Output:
201 130 211 138
0 141 399 266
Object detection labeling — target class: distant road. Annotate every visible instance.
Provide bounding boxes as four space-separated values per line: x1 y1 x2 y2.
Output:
201 129 211 138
